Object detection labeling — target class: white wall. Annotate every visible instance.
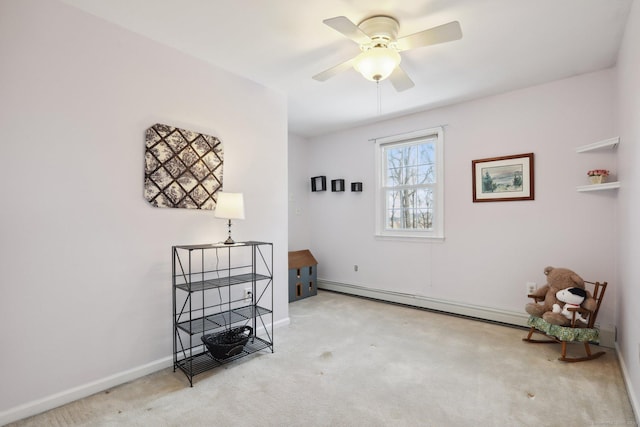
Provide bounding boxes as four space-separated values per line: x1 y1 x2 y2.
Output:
0 0 288 421
300 69 617 328
288 133 311 250
616 0 640 416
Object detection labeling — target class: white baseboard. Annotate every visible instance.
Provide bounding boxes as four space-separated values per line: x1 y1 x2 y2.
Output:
0 356 173 426
269 317 291 331
317 279 616 348
616 343 640 424
0 317 290 426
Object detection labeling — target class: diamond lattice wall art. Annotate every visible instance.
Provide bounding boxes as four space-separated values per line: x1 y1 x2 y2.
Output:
144 123 223 209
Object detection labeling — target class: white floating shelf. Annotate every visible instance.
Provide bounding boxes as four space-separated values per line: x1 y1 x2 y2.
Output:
576 137 619 153
576 181 621 192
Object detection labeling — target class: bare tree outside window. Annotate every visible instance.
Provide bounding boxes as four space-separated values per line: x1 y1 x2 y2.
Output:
384 140 436 230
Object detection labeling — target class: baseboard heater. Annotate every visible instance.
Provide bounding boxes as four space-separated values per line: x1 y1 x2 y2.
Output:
317 279 615 348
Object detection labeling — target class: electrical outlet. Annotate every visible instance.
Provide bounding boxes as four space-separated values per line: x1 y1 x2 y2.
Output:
526 282 537 295
354 265 358 272
244 288 252 301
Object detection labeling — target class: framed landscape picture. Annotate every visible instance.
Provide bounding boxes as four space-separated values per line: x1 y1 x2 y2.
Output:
472 153 534 202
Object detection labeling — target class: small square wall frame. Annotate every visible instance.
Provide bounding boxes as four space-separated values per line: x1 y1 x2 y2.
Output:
331 179 345 192
311 176 326 192
351 182 363 192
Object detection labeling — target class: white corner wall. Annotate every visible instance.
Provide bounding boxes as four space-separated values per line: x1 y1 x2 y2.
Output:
616 0 640 417
301 69 617 331
288 133 311 250
0 0 288 423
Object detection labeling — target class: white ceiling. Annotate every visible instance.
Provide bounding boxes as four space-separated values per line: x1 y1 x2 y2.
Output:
61 0 633 138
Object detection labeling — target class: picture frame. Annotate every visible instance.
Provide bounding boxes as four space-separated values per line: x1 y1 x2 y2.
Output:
472 153 534 202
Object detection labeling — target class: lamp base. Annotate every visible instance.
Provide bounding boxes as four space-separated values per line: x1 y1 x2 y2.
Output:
223 218 235 244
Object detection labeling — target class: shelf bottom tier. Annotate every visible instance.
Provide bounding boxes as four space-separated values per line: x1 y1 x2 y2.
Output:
174 337 272 379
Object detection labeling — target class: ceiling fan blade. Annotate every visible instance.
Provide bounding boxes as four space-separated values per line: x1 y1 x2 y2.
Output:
312 57 356 82
323 16 371 45
396 21 462 51
389 66 415 92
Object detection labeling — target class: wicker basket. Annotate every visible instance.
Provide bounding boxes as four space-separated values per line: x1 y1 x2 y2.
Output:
201 326 253 360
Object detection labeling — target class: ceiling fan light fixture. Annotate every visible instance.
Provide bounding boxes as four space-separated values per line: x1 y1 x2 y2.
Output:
353 47 401 82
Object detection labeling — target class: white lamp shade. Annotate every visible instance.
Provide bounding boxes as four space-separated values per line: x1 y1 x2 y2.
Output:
214 192 245 220
353 47 401 82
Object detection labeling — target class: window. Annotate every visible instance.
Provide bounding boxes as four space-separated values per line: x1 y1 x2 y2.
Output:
374 127 444 240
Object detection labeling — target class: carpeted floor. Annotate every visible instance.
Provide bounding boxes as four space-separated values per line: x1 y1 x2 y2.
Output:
9 290 637 426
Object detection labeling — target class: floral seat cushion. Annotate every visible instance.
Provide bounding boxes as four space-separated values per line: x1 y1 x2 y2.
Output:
527 316 599 343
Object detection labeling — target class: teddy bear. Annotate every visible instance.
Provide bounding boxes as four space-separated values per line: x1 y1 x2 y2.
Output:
525 266 596 326
552 287 588 325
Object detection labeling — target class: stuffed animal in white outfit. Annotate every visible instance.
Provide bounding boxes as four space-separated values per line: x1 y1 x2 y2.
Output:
552 287 588 324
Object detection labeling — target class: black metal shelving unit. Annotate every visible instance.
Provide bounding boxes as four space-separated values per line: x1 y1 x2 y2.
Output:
172 241 273 386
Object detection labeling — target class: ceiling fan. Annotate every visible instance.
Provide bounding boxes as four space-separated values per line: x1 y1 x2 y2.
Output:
312 15 462 92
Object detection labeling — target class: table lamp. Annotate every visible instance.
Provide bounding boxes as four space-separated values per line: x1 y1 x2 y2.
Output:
214 192 245 244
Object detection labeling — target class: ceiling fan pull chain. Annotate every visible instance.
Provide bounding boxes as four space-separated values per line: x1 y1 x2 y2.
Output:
377 80 382 116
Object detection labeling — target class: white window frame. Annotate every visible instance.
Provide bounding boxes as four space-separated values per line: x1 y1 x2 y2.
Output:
374 127 444 241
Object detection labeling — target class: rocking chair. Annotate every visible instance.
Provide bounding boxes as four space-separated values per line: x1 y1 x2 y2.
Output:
522 280 607 362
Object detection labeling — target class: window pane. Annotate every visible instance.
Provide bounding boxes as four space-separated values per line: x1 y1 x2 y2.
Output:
415 188 433 208
386 190 400 208
417 164 434 183
385 148 403 186
414 208 433 229
386 208 403 229
405 165 417 186
386 165 403 186
418 142 435 164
